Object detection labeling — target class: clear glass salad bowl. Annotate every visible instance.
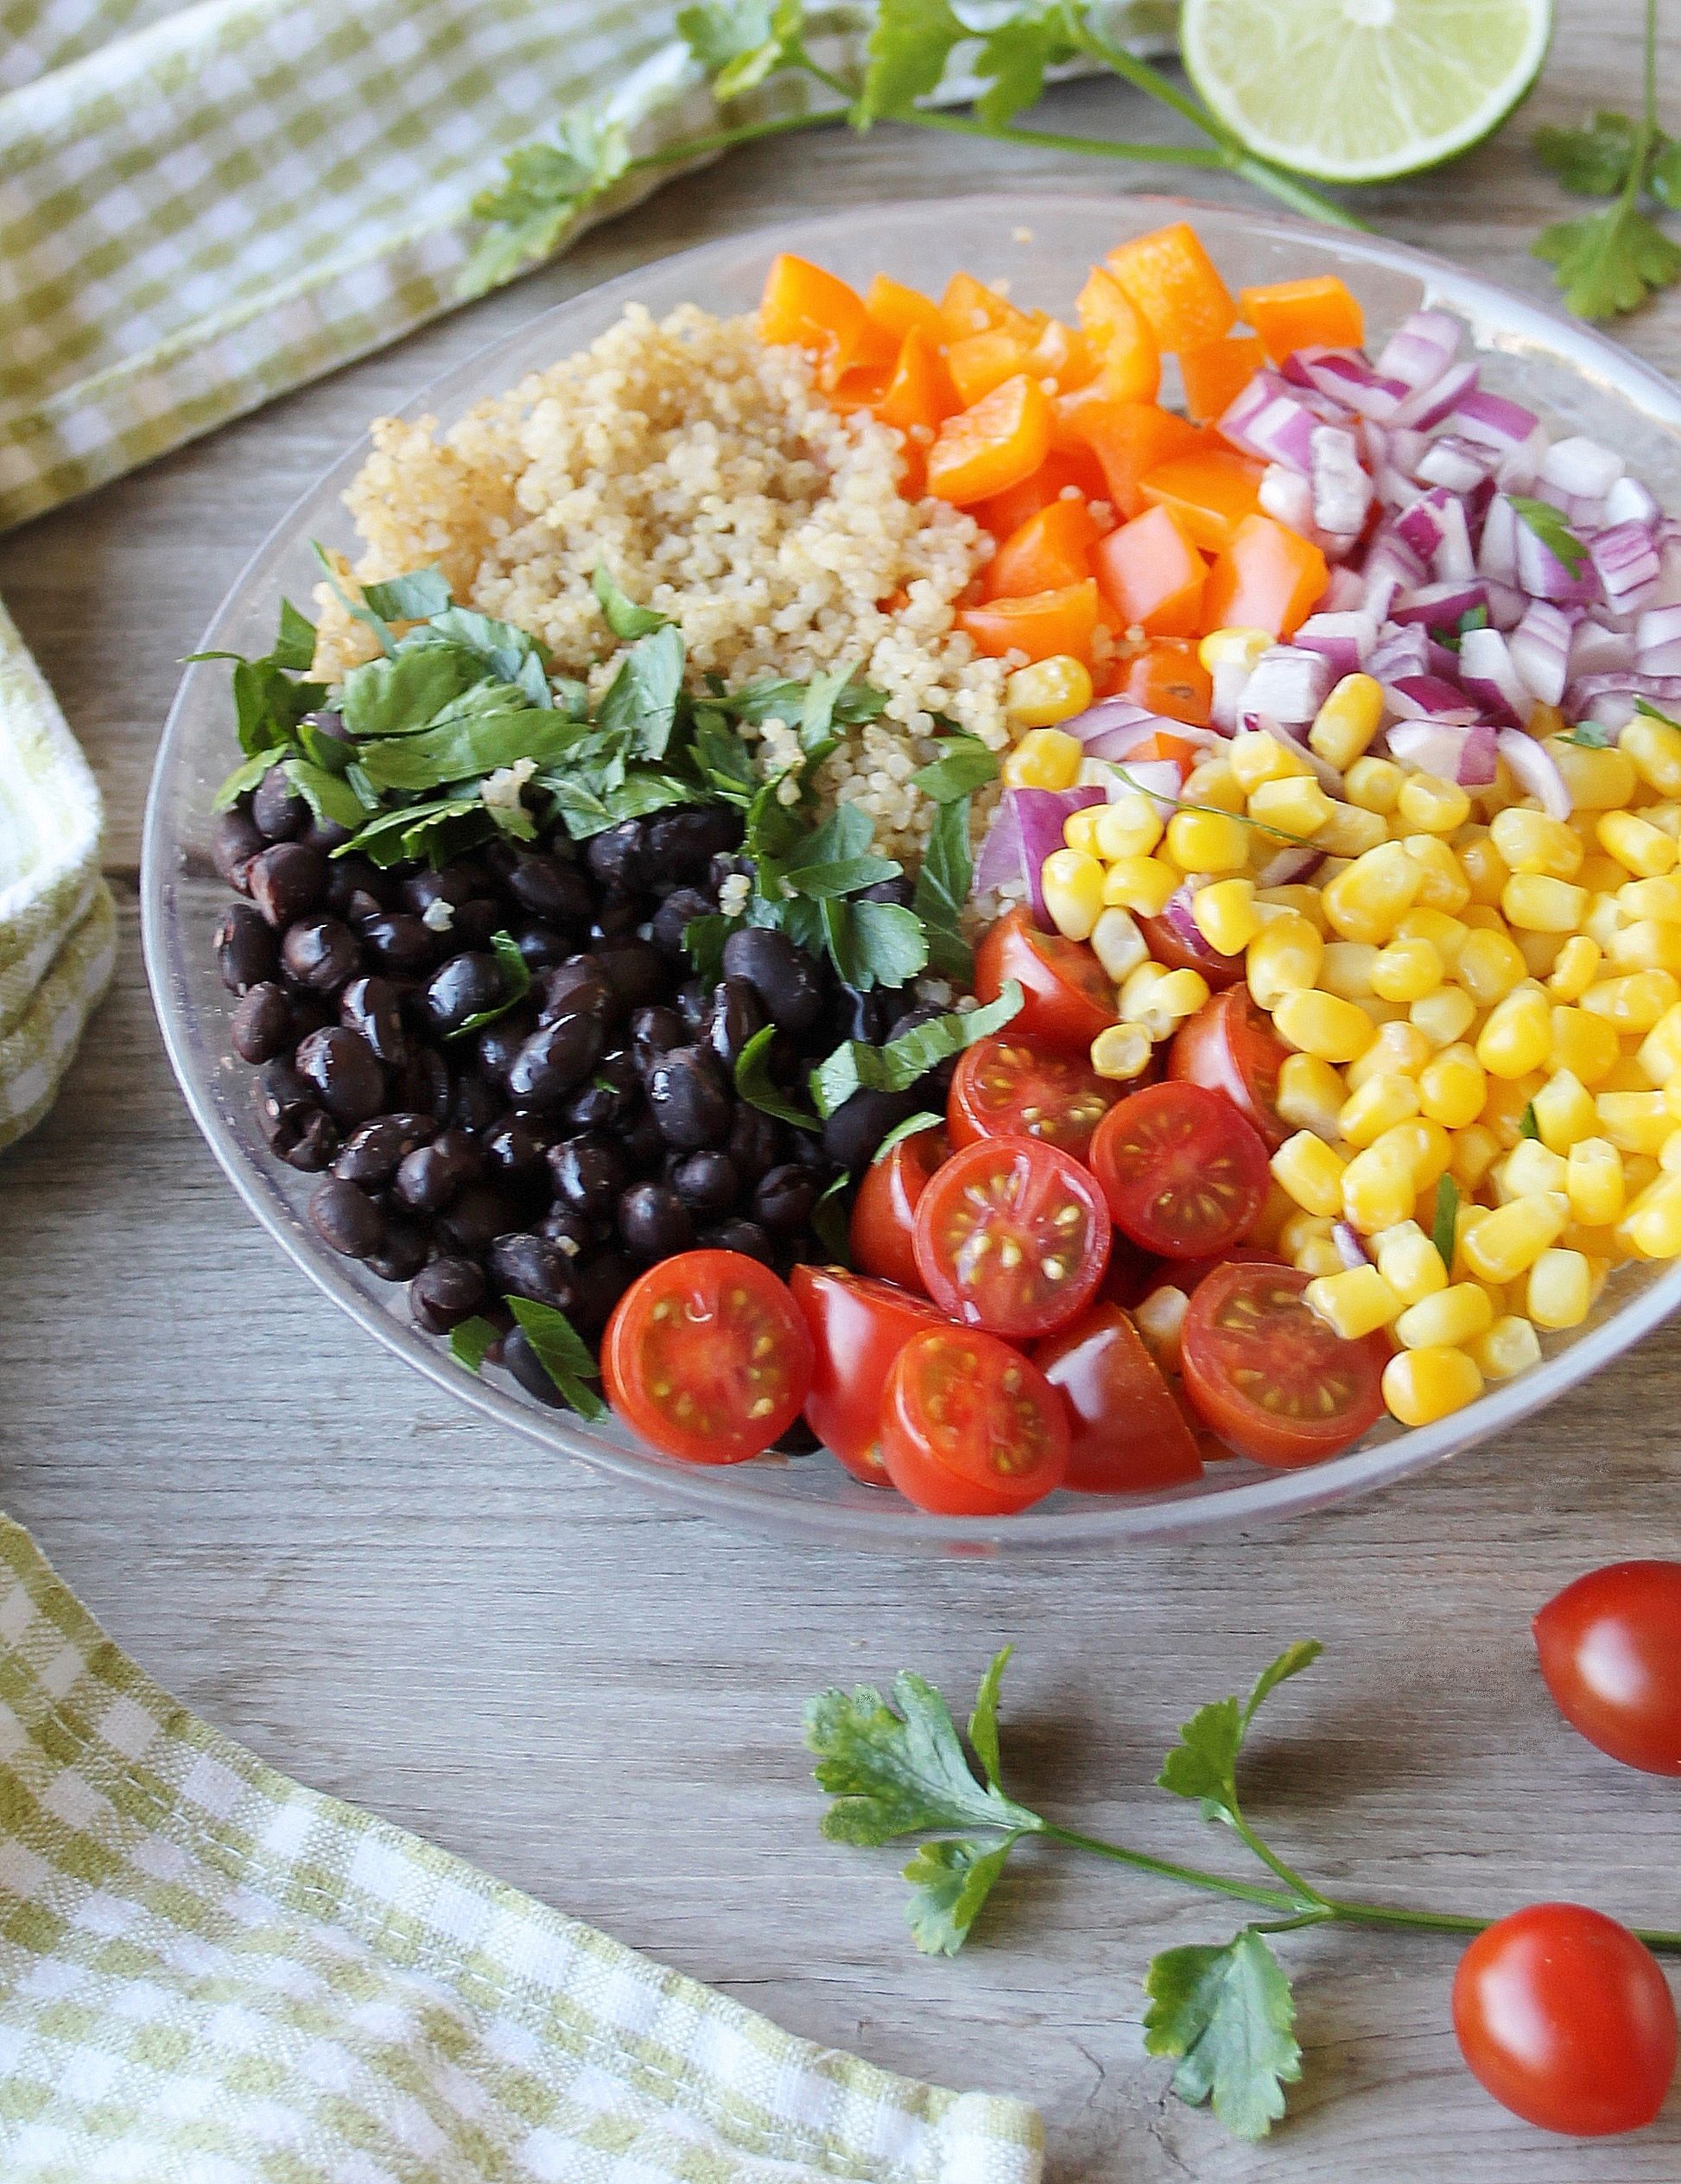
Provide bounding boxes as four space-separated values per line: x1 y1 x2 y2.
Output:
142 192 1681 1554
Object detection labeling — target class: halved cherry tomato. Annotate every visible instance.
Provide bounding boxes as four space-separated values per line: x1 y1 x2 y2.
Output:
1453 1904 1678 2136
1159 1244 1287 1296
1137 886 1246 992
880 1326 1069 1514
1117 640 1213 727
1089 1083 1269 1260
790 1265 948 1488
1169 987 1294 1150
1533 1561 1681 1775
849 1125 948 1293
1179 1261 1386 1468
602 1250 814 1463
974 908 1119 1053
948 1036 1119 1160
1036 1303 1202 1494
914 1137 1111 1341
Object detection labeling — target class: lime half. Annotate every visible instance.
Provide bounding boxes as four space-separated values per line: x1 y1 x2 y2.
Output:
1180 0 1553 186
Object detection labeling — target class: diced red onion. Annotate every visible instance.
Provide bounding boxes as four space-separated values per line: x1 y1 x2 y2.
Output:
1458 719 1500 786
1367 624 1432 682
1655 543 1681 610
987 788 1106 919
1295 608 1379 676
1589 520 1661 615
1376 309 1463 392
1535 480 1606 532
1360 418 1419 511
1063 698 1155 746
1387 721 1478 777
1294 347 1410 421
1310 424 1373 537
1635 604 1681 676
1540 435 1625 500
1606 474 1660 530
1484 580 1527 631
1392 359 1480 433
1395 488 1453 562
1239 646 1331 725
1432 496 1476 583
974 795 1023 897
1320 566 1367 613
1258 717 1344 795
1259 463 1315 535
1209 658 1250 733
1390 579 1488 631
1256 842 1325 887
1082 716 1223 763
1111 758 1185 816
1477 494 1520 585
1218 374 1322 471
1386 675 1481 726
1332 1221 1372 1270
1458 625 1531 727
1159 885 1244 981
1414 435 1497 496
1570 619 1638 679
1569 672 1681 728
1507 601 1572 708
1452 390 1541 453
1496 728 1572 819
1515 513 1600 606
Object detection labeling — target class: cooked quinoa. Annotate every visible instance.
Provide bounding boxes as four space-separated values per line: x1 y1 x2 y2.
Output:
314 302 1010 859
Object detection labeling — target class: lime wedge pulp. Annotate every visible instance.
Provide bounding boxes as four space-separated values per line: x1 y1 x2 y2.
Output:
1181 0 1554 186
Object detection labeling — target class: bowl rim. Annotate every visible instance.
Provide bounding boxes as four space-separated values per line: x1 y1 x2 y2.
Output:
141 187 1681 1555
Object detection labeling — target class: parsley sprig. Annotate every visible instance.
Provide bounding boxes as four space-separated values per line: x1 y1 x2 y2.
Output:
806 1644 1681 2142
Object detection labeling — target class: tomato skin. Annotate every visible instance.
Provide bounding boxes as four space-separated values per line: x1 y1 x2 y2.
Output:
974 908 1119 1053
914 1135 1112 1341
1179 1260 1387 1467
1089 1082 1270 1260
602 1250 814 1463
1137 893 1246 992
1169 987 1294 1152
1452 1905 1678 2136
790 1264 947 1488
880 1325 1069 1514
849 1126 948 1293
948 1036 1119 1160
1036 1304 1202 1493
1533 1562 1681 1776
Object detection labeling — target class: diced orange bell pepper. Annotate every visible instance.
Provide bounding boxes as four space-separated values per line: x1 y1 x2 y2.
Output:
1139 448 1265 554
1202 513 1329 638
1074 266 1161 403
1024 320 1102 393
1178 333 1267 426
1107 222 1238 352
828 365 893 416
946 327 1034 409
866 273 944 344
759 254 872 387
959 579 1101 663
1239 276 1365 365
938 270 1041 347
1117 638 1215 727
871 329 958 496
983 498 1101 601
926 373 1054 506
1094 506 1208 639
1062 401 1201 520
970 449 1107 538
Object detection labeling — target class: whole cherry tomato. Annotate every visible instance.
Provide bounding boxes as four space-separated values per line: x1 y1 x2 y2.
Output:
1534 1561 1681 1775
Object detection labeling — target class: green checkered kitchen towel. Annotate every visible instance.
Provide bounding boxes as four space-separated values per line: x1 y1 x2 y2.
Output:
0 1517 1043 2182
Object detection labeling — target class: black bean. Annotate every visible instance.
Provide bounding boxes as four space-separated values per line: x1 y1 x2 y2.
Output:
252 1060 312 1149
293 1026 387 1125
537 1205 594 1258
392 1044 451 1124
618 1108 667 1175
510 921 568 971
821 1086 917 1174
589 894 646 943
728 1103 783 1184
215 902 280 993
410 1256 485 1334
212 809 265 888
450 1073 502 1138
699 1217 774 1266
488 1232 580 1314
252 764 308 842
505 854 592 931
422 951 506 1035
309 1178 385 1259
584 820 650 894
648 804 742 880
299 816 353 857
646 1044 733 1150
358 912 441 975
828 983 891 1047
450 898 505 950
279 1111 340 1171
365 1218 429 1284
476 1009 535 1089
590 936 665 1013
561 1051 638 1133
539 957 613 1026
339 975 408 1065
677 977 710 1034
506 1013 604 1110
858 873 916 909
721 926 825 1032
403 866 479 915
630 1006 686 1072
281 916 361 994
752 1163 821 1238
570 1247 637 1336
547 1136 625 1220
437 1184 518 1258
333 1112 436 1187
772 1415 823 1456
669 1149 739 1216
341 889 385 930
650 886 716 959
618 1182 695 1261
703 977 766 1069
230 981 294 1063
325 855 391 916
394 1127 483 1213
248 841 327 928
504 1327 567 1406
481 1113 550 1182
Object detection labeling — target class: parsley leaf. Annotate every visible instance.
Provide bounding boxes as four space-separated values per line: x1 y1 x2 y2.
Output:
679 0 806 100
1143 1929 1303 2142
593 563 673 640
1533 202 1681 321
447 931 533 1040
972 3 1081 130
777 803 902 900
1431 1173 1461 1272
461 113 630 296
902 1837 1021 1956
505 1297 606 1419
596 623 688 759
283 757 367 833
1636 696 1681 730
1536 110 1645 197
810 982 1024 1118
357 708 575 791
853 0 969 124
1652 139 1681 211
911 733 999 805
271 597 318 672
1565 719 1616 748
360 568 452 623
1519 1100 1541 1142
1508 495 1591 579
870 1110 946 1165
1158 1641 1323 1828
967 1644 1012 1790
810 1171 852 1262
806 1667 1040 1844
914 797 978 983
339 648 477 740
448 1316 499 1374
735 1024 821 1131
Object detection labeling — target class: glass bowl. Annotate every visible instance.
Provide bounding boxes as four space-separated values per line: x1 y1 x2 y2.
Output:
142 191 1681 1554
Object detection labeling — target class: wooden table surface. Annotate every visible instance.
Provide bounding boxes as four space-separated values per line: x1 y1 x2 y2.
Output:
3 13 1680 2176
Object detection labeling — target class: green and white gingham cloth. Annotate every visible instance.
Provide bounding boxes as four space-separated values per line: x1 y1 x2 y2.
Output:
0 1516 1043 2182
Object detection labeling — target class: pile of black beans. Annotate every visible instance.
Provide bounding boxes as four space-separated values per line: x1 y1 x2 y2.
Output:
210 737 952 1413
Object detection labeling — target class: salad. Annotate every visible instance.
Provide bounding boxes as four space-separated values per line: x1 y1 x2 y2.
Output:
202 219 1681 1519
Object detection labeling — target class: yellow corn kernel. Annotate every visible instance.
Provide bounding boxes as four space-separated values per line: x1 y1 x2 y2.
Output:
1133 1283 1189 1371
1001 725 1083 788
1567 1136 1626 1226
1346 1019 1432 1090
1246 1178 1297 1252
1276 1052 1346 1141
1548 934 1602 1002
1249 775 1336 839
1454 927 1528 1007
1304 1264 1403 1340
1398 773 1472 835
1320 941 1379 1000
1094 791 1164 860
1598 808 1678 878
1665 1129 1681 1171
1501 873 1589 933
1618 1171 1681 1258
1342 758 1403 821
1500 1138 1570 1198
1228 728 1310 793
1620 873 1681 922
1410 985 1478 1051
1451 1122 1501 1190
1605 1056 1655 1094
1182 759 1245 814
1470 1314 1544 1381
1147 968 1212 1035
1481 1070 1546 1150
1041 848 1105 941
1626 1152 1663 1198
1384 1117 1454 1189
1358 997 1411 1028
1322 841 1421 945
1549 1004 1621 1084
1580 852 1634 895
1191 878 1265 957
1005 656 1094 729
1089 906 1148 985
1304 672 1383 771
1547 736 1639 811
1608 919 1681 975
1338 1072 1419 1148
1273 987 1376 1065
1582 969 1681 1032
1368 935 1442 1005
1640 1003 1681 1083
1393 1281 1495 1351
1526 1248 1592 1330
1279 1209 1334 1261
1393 907 1468 960
1294 1234 1348 1279
1312 803 1387 859
1103 856 1180 917
1622 708 1681 797
1341 1139 1418 1235
1246 916 1323 1010
1476 985 1551 1080
1165 807 1249 874
1258 881 1328 930
1460 1192 1570 1283
1197 625 1272 675
1383 1346 1484 1426
1373 1221 1449 1306
1090 1022 1153 1082
1418 1044 1487 1130
1460 904 1507 932
1402 835 1473 913
1531 1068 1598 1152
1489 806 1584 879
1272 1131 1348 1218
1581 891 1627 951
1459 830 1513 906
1595 1089 1672 1155
1516 928 1568 979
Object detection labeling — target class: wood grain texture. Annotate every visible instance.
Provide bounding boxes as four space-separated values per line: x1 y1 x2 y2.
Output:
3 13 1681 2174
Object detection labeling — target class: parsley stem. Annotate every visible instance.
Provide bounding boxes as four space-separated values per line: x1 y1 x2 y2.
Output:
898 105 1229 173
619 105 855 179
1321 1897 1681 1954
1229 1813 1328 1908
1038 1824 1306 1916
